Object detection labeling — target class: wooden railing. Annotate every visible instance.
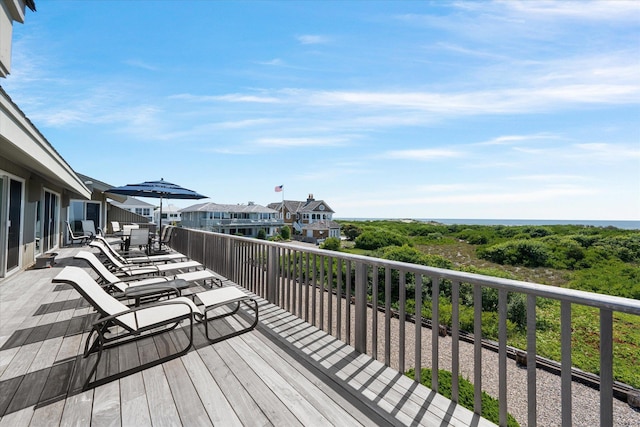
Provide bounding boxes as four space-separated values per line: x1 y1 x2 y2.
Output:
169 227 640 427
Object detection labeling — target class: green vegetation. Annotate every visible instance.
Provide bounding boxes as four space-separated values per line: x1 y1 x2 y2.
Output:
406 368 520 427
330 220 640 388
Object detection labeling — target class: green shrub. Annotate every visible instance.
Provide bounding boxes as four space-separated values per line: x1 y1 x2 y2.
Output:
406 368 520 427
321 237 341 251
478 239 551 267
280 225 290 240
355 229 408 250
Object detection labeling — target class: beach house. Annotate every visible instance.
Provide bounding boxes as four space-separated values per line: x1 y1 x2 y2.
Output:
268 193 341 242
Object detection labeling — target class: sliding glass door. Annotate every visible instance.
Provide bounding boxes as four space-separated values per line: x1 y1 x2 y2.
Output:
43 190 59 253
0 175 24 276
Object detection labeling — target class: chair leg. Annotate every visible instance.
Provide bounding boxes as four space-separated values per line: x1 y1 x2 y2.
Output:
204 298 259 343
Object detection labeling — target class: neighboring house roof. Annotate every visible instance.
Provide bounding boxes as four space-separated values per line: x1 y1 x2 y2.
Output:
181 202 277 214
110 196 155 208
302 220 341 230
268 199 335 214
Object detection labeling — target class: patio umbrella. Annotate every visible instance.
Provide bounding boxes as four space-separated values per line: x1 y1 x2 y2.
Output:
106 178 207 237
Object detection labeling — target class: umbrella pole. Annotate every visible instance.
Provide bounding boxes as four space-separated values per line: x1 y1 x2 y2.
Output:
158 197 163 252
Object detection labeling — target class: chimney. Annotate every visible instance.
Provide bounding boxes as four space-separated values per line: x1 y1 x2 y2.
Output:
307 193 314 202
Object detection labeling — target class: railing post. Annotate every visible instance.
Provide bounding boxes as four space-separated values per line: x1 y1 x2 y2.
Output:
267 245 278 303
354 261 367 354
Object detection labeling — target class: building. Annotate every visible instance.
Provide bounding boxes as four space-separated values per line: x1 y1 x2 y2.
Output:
180 201 282 237
0 2 128 276
153 203 181 226
268 193 341 242
109 196 155 223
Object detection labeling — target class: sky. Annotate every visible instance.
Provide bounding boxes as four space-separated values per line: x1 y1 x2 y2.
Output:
3 1 639 220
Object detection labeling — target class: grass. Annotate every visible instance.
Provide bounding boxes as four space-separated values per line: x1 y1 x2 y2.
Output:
406 368 520 427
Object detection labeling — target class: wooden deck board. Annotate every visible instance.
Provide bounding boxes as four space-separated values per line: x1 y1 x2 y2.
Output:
0 245 496 426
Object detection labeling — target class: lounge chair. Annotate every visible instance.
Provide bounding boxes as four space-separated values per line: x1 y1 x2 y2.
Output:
53 266 259 389
91 236 187 264
66 221 90 246
53 266 198 390
75 250 219 294
79 247 204 278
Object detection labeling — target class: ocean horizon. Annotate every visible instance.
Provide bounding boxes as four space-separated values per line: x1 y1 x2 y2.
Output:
336 218 640 230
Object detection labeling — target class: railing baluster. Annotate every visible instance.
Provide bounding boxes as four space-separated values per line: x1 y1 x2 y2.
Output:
432 276 439 393
297 251 303 317
600 308 613 426
415 273 422 384
474 283 482 415
372 266 379 360
319 255 325 331
337 258 342 341
328 257 333 335
385 266 391 366
561 300 572 426
527 294 537 427
499 289 508 427
312 254 317 326
355 262 367 354
399 269 406 374
346 259 352 345
451 280 460 403
305 252 310 323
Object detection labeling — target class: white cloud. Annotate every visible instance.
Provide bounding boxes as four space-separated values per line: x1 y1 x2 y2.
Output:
297 34 330 45
254 137 348 147
385 149 463 161
476 133 560 146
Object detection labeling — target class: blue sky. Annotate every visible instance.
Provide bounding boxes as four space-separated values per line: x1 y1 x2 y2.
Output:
4 1 639 220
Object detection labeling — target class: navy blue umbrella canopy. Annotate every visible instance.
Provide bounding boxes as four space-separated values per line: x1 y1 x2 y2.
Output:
107 179 207 231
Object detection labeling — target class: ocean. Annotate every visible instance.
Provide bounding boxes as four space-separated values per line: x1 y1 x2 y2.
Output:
336 218 640 230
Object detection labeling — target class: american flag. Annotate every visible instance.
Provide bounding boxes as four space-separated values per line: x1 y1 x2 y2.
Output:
274 185 283 192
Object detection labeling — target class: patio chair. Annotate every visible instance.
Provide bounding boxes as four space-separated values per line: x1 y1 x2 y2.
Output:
91 236 187 264
81 220 98 238
110 221 122 236
66 221 90 246
75 251 219 295
151 225 175 253
53 266 259 389
53 266 198 390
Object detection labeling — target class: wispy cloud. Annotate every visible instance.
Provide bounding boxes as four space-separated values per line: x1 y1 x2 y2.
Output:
296 34 330 45
384 148 464 161
476 133 562 146
254 136 349 147
124 59 158 71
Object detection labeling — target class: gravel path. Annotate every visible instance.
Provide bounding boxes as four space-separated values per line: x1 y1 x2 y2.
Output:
289 286 640 427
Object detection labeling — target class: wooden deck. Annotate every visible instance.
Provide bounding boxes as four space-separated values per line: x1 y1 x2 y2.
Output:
0 246 494 426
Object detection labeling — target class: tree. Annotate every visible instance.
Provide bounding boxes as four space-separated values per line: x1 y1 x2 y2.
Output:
343 224 362 241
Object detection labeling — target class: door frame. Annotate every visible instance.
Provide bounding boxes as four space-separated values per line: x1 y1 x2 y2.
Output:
42 187 61 252
0 172 25 278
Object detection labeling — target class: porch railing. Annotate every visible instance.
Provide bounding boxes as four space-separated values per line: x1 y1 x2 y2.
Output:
169 228 640 427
